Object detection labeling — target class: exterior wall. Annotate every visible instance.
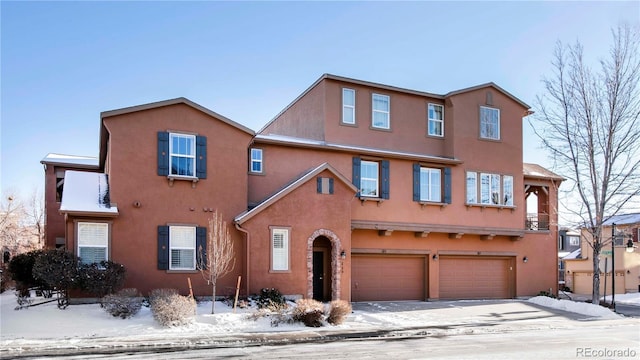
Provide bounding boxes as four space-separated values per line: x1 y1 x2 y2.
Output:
66 103 253 297
240 169 354 299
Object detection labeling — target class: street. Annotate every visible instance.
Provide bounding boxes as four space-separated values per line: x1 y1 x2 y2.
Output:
36 321 639 360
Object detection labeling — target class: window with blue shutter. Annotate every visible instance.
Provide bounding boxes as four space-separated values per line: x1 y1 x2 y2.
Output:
158 131 207 179
317 177 334 195
352 157 361 197
157 132 169 176
196 226 207 270
157 226 169 270
196 136 207 179
381 160 390 199
443 167 452 204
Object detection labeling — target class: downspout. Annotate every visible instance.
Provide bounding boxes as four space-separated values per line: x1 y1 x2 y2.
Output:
235 222 250 297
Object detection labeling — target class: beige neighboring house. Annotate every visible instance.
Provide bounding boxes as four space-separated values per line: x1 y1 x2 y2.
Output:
564 213 640 295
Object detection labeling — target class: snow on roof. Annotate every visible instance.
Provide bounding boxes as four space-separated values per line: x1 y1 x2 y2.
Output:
562 248 581 260
60 171 118 215
602 213 640 226
41 153 99 167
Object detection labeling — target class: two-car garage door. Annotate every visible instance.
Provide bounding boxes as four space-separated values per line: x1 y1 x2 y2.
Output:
351 254 514 301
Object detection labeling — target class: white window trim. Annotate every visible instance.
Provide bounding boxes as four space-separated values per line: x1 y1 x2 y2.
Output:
372 93 390 129
169 226 196 271
503 175 514 206
250 148 263 173
420 167 442 202
467 171 515 207
569 236 580 246
77 222 109 264
342 88 356 125
169 133 197 177
466 171 477 204
270 227 290 272
479 106 500 140
427 103 444 137
360 160 380 198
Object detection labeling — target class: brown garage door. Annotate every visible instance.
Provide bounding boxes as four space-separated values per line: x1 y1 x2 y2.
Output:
439 256 513 299
351 255 426 301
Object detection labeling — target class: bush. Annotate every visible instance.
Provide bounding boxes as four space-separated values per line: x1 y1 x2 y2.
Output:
327 300 352 325
150 291 196 327
149 288 179 306
256 288 287 310
292 298 324 327
537 290 557 299
7 250 47 292
102 288 142 319
79 261 126 298
32 249 81 290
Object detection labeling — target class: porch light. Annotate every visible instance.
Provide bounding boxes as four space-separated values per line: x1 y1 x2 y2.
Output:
432 254 438 261
340 250 346 260
523 256 528 263
626 239 636 253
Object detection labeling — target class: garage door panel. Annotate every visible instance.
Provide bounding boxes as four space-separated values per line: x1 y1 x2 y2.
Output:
439 256 511 299
352 255 426 302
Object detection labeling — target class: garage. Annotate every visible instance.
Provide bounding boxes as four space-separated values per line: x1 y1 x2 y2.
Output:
351 254 426 301
439 256 514 299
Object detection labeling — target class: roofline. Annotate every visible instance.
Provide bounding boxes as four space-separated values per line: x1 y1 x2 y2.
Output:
445 82 531 109
254 134 463 165
523 163 566 181
235 163 357 224
59 209 119 217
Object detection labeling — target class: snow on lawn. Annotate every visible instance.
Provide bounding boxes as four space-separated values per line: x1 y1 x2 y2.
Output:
527 296 623 320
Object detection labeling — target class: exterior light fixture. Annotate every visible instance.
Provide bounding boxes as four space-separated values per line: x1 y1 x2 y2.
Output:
523 256 528 263
340 250 346 260
432 254 438 261
626 239 636 253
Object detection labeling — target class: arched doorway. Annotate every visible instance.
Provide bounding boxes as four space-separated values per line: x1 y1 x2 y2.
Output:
306 229 342 301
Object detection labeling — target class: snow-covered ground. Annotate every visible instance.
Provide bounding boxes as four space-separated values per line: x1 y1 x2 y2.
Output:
1 290 637 355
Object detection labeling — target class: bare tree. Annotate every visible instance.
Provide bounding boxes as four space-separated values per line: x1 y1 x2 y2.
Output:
531 24 640 304
197 210 236 314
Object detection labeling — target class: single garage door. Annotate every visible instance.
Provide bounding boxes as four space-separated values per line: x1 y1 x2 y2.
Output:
351 255 426 301
439 256 513 299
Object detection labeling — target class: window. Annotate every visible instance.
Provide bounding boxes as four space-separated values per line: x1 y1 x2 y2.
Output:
169 226 196 270
467 171 513 206
157 132 207 179
317 177 334 194
271 228 289 271
420 167 441 202
428 104 444 137
372 94 390 129
480 106 500 140
342 88 355 124
569 236 580 246
77 222 108 264
250 148 263 173
352 157 390 199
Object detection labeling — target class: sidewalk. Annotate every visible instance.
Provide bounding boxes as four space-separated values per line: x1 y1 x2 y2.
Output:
2 299 637 358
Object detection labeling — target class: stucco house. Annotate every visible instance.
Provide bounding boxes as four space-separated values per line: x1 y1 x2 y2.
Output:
563 213 640 295
42 74 564 302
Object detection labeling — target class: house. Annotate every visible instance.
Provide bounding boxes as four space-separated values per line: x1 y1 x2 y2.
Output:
564 213 640 295
42 74 564 301
558 228 581 287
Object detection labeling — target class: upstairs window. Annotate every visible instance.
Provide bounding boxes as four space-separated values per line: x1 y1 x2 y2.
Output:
372 94 390 129
428 103 444 137
413 165 452 204
157 132 207 179
77 222 108 265
250 148 263 173
352 157 390 199
480 106 500 140
466 171 513 206
569 236 580 246
342 88 355 125
271 228 289 271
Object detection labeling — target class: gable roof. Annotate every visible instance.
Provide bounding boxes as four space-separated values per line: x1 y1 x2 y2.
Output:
523 163 565 181
602 213 640 226
98 97 255 168
445 82 530 109
234 163 357 225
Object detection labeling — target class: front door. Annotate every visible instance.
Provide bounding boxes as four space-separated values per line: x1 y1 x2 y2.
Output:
312 251 324 301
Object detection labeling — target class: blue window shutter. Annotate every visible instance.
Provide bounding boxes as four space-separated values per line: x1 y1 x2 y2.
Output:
444 167 452 204
317 177 322 193
157 132 169 176
196 227 207 270
413 163 421 202
381 160 390 199
157 226 169 270
196 135 207 179
352 157 361 197
329 178 334 194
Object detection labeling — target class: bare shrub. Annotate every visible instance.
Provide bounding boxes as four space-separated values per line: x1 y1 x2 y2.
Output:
102 288 142 319
150 292 196 327
149 288 178 306
327 300 352 325
292 298 324 327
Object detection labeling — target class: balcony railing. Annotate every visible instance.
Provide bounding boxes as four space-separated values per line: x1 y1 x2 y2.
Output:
526 213 549 231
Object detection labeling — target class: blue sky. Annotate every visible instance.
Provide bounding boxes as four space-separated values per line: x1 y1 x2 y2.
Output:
1 1 639 201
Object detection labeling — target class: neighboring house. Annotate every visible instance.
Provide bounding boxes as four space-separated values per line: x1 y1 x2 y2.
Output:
564 213 640 295
557 229 581 287
42 74 564 301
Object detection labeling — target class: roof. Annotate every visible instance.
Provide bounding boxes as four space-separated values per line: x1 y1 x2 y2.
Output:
235 163 357 225
60 170 118 216
523 163 565 181
260 73 530 133
41 153 99 168
602 213 640 226
254 134 463 164
562 248 582 260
